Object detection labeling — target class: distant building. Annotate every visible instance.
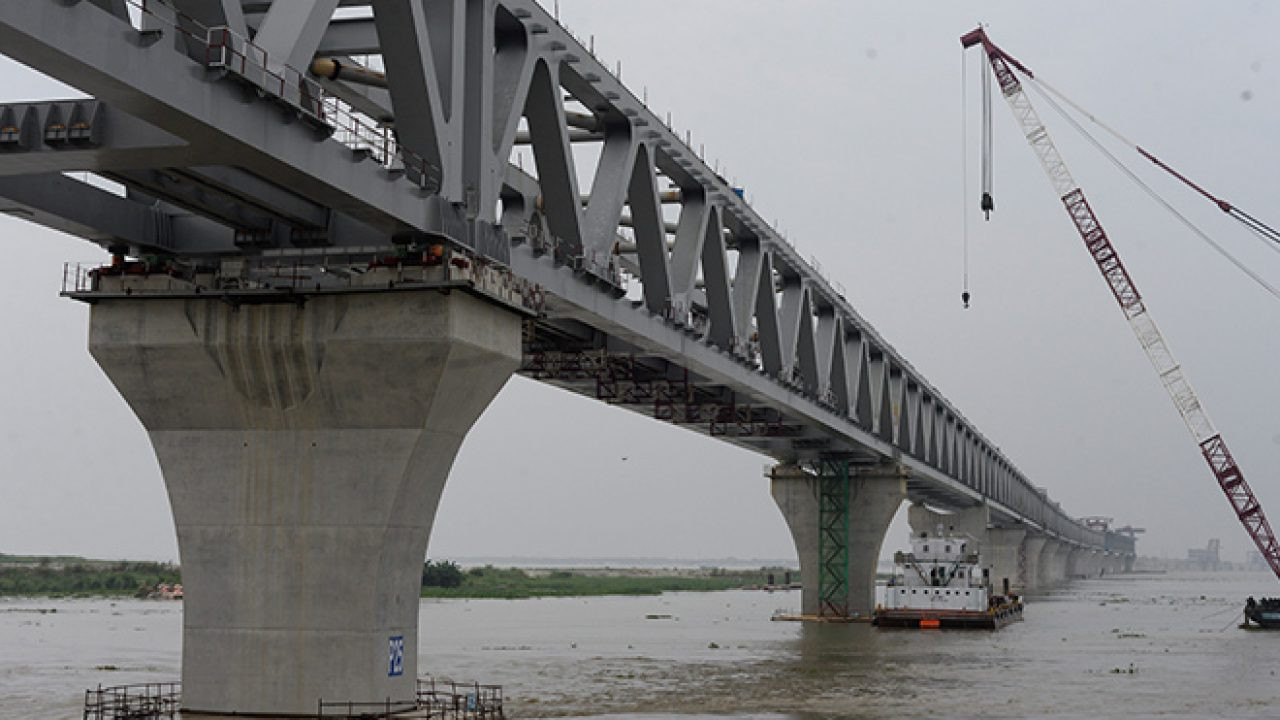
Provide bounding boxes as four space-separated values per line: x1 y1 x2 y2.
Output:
1187 538 1221 571
1246 550 1269 572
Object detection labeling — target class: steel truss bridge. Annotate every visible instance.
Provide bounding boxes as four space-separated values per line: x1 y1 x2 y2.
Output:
0 0 1127 552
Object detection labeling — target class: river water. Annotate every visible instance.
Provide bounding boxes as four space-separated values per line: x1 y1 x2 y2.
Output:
2 571 1277 718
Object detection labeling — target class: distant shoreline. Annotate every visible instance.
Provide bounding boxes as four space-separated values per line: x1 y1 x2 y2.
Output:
420 564 795 600
0 554 796 600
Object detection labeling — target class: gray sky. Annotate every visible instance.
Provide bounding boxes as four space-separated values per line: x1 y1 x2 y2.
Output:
1 1 1277 565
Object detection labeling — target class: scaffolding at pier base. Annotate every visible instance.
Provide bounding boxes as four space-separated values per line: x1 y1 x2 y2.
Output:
318 678 505 720
82 678 503 720
815 458 852 618
83 683 180 720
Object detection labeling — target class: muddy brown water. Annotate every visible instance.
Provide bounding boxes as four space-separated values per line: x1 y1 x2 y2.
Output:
2 571 1277 718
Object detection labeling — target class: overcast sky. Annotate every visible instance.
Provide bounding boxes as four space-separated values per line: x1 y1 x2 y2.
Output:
1 1 1277 565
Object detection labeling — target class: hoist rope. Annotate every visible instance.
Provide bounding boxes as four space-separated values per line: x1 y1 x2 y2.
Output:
961 48 971 306
1032 76 1280 252
1025 80 1280 303
981 49 993 200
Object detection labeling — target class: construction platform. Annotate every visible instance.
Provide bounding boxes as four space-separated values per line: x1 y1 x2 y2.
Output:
83 677 504 720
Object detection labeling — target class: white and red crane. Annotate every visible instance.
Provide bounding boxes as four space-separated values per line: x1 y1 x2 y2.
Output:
961 27 1280 582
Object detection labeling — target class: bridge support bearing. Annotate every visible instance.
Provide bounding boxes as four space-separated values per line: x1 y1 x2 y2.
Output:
88 289 521 716
986 527 1028 595
772 463 905 619
1022 534 1048 593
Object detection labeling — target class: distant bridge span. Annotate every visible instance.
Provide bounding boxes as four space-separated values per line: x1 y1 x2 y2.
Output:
0 1 1133 715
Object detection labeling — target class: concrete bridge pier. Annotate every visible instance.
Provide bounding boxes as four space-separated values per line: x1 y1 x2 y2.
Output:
1107 553 1128 574
905 505 1026 595
906 503 988 548
1022 534 1048 593
1035 538 1063 588
1046 541 1072 585
772 464 905 619
1067 547 1088 578
986 526 1028 594
1095 551 1112 576
89 289 522 717
1073 549 1098 578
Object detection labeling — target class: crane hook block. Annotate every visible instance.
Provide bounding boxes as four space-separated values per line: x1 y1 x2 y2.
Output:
961 290 971 309
980 192 995 220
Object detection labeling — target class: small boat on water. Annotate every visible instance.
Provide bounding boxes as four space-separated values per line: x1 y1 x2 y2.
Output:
1244 597 1280 629
874 527 1022 630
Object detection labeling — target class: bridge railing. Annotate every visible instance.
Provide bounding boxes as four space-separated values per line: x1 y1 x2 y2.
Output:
63 261 97 294
116 0 440 191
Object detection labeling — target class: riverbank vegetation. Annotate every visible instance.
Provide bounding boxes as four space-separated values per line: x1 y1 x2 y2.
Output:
419 562 778 599
0 555 787 599
0 556 180 597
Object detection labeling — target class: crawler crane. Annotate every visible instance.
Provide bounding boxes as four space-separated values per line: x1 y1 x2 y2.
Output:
960 29 1280 616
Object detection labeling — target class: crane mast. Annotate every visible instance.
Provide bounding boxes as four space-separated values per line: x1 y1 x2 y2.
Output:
960 28 1280 580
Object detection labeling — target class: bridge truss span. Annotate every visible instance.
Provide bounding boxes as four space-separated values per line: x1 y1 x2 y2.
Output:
0 0 1114 548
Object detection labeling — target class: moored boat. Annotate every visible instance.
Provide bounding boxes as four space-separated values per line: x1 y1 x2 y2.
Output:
1244 597 1280 629
874 526 1022 630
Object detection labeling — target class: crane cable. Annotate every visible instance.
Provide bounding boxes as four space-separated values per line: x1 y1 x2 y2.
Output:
962 49 971 307
1023 78 1280 303
980 47 994 220
1031 75 1280 254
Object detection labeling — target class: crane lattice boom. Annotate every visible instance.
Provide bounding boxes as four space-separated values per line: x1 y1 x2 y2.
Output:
961 27 1280 580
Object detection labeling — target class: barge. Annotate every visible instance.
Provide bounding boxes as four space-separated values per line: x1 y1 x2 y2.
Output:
1244 597 1280 629
874 526 1023 630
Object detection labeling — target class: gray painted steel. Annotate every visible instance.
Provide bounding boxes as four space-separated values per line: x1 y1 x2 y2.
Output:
0 0 1126 548
0 5 1139 534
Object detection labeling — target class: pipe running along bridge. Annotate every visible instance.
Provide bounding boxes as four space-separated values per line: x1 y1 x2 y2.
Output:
0 1 1134 715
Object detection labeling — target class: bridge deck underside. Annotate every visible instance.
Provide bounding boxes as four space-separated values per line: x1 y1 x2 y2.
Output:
521 311 1004 516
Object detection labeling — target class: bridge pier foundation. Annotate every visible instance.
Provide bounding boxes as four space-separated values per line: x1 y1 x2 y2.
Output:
89 290 521 717
771 464 905 619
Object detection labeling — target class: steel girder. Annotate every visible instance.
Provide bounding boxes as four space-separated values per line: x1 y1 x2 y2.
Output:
0 0 1112 548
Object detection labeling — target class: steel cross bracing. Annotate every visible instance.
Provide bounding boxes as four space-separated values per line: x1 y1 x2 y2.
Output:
816 459 851 618
0 0 1118 550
